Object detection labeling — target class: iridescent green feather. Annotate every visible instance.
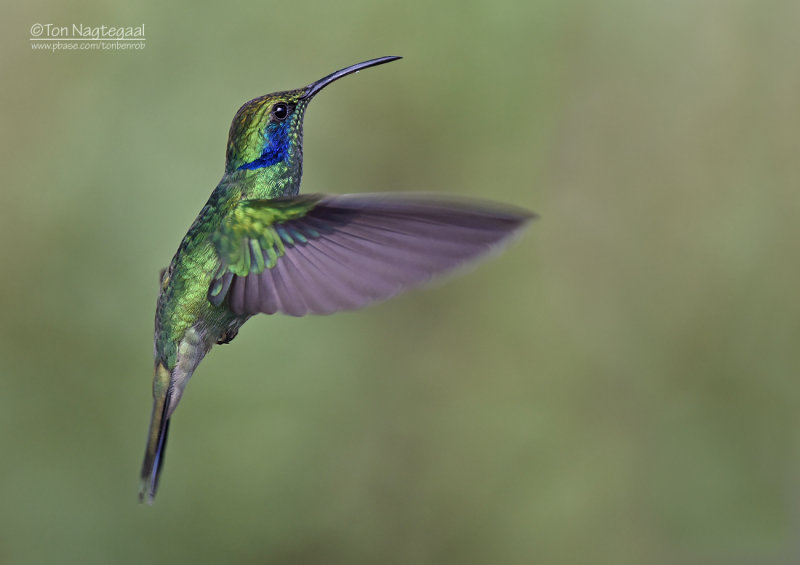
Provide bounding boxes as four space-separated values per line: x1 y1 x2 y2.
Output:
211 196 322 277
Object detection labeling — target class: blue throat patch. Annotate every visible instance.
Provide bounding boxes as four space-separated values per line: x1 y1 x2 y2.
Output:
239 120 291 170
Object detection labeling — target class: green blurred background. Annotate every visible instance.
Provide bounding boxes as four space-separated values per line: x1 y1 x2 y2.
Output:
2 1 799 563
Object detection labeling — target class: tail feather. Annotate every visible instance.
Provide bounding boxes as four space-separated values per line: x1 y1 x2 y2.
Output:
139 363 172 504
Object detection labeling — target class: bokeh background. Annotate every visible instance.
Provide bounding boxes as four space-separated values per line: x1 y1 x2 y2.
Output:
2 1 799 563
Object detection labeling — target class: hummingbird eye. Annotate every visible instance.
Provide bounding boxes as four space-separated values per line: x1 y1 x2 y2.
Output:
271 103 289 121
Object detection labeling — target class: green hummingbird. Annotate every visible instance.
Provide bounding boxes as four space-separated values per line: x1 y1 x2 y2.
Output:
139 56 534 504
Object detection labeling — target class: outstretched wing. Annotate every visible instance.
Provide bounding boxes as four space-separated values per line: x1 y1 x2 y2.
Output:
208 193 534 316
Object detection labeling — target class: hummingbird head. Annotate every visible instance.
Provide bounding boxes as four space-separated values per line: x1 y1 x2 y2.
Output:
224 56 401 188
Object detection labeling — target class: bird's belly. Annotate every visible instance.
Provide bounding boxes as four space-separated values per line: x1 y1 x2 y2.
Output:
154 241 238 368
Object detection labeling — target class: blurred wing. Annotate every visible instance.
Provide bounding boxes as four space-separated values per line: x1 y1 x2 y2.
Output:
209 193 534 316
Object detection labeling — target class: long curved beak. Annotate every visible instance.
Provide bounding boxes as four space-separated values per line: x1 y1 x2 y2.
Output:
303 56 402 100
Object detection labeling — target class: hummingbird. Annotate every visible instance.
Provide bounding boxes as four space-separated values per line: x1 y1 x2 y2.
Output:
139 56 534 504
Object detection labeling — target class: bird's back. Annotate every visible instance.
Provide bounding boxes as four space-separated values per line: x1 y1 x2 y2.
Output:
154 181 244 368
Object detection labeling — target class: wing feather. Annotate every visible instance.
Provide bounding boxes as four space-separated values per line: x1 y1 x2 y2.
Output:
210 193 534 316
